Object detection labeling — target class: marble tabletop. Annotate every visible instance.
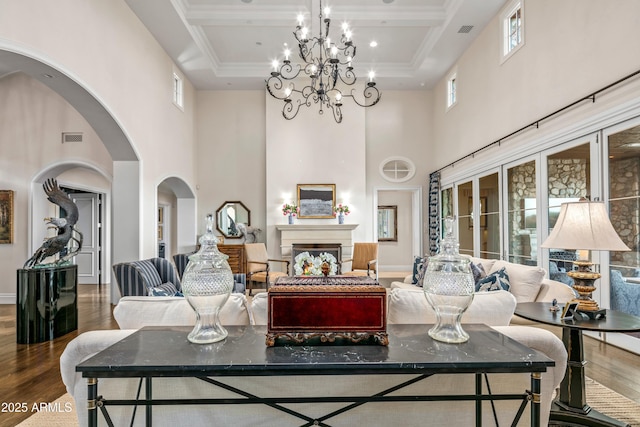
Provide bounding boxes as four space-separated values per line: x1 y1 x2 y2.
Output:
77 324 553 378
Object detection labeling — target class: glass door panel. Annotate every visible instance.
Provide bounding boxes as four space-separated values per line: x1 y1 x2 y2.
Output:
479 173 500 259
457 181 473 256
441 187 453 237
546 143 591 286
608 125 640 317
506 160 536 265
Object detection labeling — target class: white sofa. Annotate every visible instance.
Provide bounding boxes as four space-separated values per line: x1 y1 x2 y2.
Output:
61 287 567 427
391 257 576 325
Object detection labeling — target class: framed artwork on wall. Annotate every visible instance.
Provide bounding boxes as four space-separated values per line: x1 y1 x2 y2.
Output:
378 205 398 242
0 190 14 244
297 184 336 218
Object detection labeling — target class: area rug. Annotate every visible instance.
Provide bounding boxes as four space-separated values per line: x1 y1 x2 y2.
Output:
16 378 640 426
15 393 78 427
584 377 640 426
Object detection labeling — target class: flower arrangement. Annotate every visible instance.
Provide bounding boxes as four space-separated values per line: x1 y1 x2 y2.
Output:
294 251 338 276
333 204 350 216
282 203 299 216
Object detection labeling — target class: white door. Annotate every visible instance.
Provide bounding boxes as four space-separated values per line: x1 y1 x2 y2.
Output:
71 193 101 285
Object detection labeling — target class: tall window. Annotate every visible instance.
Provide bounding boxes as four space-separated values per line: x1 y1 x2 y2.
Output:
447 73 457 109
506 160 536 265
457 181 474 256
173 72 184 109
546 143 591 286
502 1 524 60
607 124 640 301
479 173 500 259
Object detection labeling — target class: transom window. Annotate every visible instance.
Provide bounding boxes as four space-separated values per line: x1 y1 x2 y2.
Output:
173 72 184 109
501 1 525 61
447 73 457 109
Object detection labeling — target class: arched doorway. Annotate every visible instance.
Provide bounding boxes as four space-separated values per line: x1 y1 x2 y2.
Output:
0 49 140 303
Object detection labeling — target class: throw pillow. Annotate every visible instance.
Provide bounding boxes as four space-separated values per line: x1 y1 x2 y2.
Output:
134 259 163 288
415 256 430 287
150 282 179 296
489 260 545 303
475 267 511 292
470 262 486 286
412 256 424 284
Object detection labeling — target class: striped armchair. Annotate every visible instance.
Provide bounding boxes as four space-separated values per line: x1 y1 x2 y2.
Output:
113 258 181 297
173 252 246 294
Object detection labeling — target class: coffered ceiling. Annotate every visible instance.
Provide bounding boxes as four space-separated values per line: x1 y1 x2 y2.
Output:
125 0 507 90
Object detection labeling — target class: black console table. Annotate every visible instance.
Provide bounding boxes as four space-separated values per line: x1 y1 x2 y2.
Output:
77 324 553 427
16 264 78 344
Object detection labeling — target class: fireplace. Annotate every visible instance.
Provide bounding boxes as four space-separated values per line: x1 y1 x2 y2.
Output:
275 224 358 262
291 243 342 275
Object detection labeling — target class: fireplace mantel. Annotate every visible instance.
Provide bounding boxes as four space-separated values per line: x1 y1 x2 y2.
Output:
276 224 358 260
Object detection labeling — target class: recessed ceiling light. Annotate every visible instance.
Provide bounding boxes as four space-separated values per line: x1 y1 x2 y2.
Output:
382 0 395 3
370 41 378 48
241 0 252 3
255 41 262 46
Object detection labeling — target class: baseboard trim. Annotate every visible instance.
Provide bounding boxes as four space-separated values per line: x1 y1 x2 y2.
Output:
0 293 16 304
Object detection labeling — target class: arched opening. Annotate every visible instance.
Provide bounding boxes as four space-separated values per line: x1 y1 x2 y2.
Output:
157 176 197 263
0 48 139 304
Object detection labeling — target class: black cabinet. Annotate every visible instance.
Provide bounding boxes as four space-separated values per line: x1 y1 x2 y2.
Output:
16 265 78 344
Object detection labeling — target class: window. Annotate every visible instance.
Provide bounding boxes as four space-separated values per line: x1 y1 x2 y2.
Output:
173 72 184 109
447 72 457 109
379 157 416 183
501 1 524 61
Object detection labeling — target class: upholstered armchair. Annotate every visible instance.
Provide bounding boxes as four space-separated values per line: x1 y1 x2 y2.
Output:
244 243 290 295
172 252 247 294
341 242 378 279
113 258 181 297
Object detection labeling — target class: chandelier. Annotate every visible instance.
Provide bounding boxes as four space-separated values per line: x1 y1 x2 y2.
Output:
265 1 381 123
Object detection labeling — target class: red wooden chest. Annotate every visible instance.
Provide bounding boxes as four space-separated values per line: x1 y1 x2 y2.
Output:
266 276 388 346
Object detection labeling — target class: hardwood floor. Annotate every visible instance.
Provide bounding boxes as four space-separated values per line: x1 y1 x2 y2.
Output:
0 284 117 427
0 285 639 426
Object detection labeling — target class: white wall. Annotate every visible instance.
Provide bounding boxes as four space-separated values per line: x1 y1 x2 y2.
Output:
265 92 369 261
431 0 640 171
194 88 434 263
0 0 198 262
195 90 266 242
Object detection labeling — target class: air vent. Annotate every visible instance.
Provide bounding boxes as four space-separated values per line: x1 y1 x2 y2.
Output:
62 132 83 143
458 25 474 34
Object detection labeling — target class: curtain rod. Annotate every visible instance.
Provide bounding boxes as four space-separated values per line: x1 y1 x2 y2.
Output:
434 68 640 174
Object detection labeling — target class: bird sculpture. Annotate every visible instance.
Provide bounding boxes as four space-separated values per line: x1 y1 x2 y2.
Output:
24 178 83 268
237 223 262 243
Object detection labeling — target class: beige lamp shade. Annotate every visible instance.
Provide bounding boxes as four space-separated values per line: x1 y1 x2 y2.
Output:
541 201 630 251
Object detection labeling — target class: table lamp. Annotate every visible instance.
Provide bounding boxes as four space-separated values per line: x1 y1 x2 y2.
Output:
541 200 630 316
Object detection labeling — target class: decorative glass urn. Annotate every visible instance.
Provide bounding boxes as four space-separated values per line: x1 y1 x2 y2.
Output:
423 217 475 343
181 214 234 344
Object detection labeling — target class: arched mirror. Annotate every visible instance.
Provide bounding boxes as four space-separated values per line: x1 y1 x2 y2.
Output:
216 201 250 239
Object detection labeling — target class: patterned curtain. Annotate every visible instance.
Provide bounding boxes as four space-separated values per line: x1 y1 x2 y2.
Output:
428 171 441 256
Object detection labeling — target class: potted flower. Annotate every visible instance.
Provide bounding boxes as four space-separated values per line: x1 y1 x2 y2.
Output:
333 204 350 224
282 203 299 224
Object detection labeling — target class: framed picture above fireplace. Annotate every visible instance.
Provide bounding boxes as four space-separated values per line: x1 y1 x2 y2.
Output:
297 184 336 218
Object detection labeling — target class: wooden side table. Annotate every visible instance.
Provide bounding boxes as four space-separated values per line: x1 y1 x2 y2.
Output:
218 244 246 274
